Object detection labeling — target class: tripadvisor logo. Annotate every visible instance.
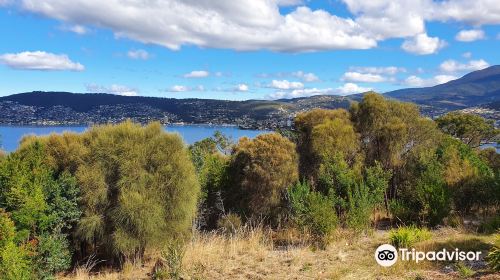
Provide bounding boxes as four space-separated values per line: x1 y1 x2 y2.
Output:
375 244 482 267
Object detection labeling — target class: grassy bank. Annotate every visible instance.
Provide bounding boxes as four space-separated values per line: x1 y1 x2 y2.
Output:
58 227 498 280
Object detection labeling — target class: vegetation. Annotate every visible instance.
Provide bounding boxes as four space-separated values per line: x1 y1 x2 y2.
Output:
389 226 432 248
0 93 498 278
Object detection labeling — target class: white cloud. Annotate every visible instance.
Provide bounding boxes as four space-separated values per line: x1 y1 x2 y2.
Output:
403 74 457 87
291 71 319 82
270 80 304 90
429 0 500 26
236 84 249 92
86 84 139 96
439 59 489 73
165 85 205 92
342 72 386 83
59 24 88 35
127 49 150 60
19 0 378 52
0 0 11 6
455 29 485 42
183 70 210 78
348 66 405 75
336 83 371 95
0 51 84 71
462 52 472 58
16 0 500 53
268 83 370 99
401 33 446 55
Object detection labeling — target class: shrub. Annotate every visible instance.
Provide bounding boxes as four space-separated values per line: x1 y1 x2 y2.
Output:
33 233 72 279
217 213 242 235
0 210 33 280
479 216 500 234
486 233 500 272
389 226 431 248
0 142 79 278
226 133 299 221
288 181 337 239
32 122 200 264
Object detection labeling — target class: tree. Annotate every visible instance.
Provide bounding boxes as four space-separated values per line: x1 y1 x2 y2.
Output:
0 141 80 278
226 133 299 221
295 109 352 181
436 112 499 148
31 122 200 264
0 210 33 280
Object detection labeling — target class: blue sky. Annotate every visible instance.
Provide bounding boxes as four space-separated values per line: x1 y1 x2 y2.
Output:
0 0 499 100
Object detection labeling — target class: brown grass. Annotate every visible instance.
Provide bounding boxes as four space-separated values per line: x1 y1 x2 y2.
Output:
58 227 499 280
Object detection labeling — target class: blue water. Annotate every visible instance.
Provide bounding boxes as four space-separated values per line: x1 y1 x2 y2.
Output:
0 125 270 152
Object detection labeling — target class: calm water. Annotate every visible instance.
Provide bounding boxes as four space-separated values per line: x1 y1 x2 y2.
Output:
0 125 270 152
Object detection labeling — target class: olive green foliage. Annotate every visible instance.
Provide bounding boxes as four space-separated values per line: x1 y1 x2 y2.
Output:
226 133 299 220
295 109 356 182
389 226 431 248
487 233 500 272
318 156 390 231
35 122 200 263
190 132 231 229
436 112 499 148
0 210 33 280
288 181 337 238
217 213 243 235
0 142 79 278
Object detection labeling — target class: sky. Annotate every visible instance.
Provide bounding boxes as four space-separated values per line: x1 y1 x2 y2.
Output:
0 0 499 100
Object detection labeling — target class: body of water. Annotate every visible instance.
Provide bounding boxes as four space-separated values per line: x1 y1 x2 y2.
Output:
0 125 270 152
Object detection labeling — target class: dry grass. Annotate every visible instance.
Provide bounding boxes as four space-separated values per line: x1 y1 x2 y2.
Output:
58 227 499 280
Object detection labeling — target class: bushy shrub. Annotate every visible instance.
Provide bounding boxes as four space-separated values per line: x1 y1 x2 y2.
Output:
479 216 500 234
486 232 500 272
0 210 33 280
389 226 431 248
288 181 337 239
217 213 242 235
226 133 299 221
27 122 200 264
0 142 79 278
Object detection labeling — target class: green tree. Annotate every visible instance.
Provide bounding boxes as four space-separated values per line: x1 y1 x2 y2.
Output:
38 122 200 263
226 133 299 221
436 112 499 148
288 181 337 240
0 210 33 280
0 141 80 278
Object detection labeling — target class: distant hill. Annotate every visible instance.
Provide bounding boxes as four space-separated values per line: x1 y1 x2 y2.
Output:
384 65 500 109
1 66 499 127
0 91 351 128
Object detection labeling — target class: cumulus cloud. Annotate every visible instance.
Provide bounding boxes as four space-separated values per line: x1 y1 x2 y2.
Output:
183 70 210 78
15 0 500 53
401 33 446 55
59 24 89 35
455 29 485 42
86 84 139 96
0 51 84 71
268 83 370 99
462 52 472 58
291 71 320 82
348 66 406 75
19 0 378 52
127 49 150 60
439 59 489 73
342 72 386 83
403 75 457 87
164 85 205 92
270 80 304 90
236 84 249 92
336 83 371 95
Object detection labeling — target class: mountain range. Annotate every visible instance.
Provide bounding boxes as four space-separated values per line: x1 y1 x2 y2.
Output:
1 66 499 128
